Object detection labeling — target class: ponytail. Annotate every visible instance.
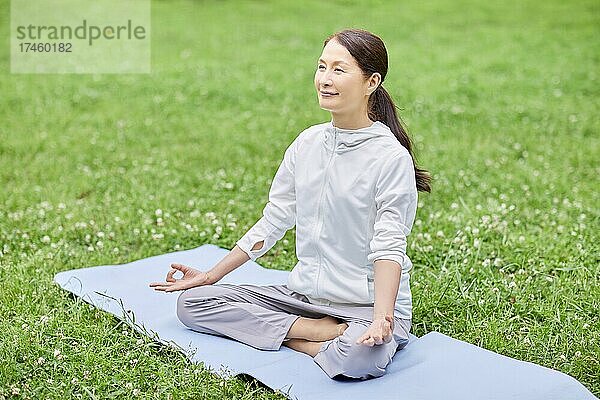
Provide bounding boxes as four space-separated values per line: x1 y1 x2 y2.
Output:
368 85 432 193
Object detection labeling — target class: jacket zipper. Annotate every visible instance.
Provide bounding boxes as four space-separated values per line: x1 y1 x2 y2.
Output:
314 127 337 298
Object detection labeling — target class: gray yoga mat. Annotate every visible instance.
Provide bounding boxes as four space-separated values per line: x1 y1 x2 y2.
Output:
53 244 597 400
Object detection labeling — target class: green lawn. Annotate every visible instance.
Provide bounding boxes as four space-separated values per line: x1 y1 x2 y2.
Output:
1 0 598 398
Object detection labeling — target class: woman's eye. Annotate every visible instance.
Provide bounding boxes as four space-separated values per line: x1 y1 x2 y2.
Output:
318 65 325 70
335 68 344 72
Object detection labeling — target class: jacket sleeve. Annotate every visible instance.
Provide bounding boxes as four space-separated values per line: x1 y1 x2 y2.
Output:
367 152 418 272
236 136 299 261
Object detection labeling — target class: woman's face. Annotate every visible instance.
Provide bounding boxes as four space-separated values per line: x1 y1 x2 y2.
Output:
314 39 378 116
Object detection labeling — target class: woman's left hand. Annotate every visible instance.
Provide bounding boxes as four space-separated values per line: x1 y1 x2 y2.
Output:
356 315 395 346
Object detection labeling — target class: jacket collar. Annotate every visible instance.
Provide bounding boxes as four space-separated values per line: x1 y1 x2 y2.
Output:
322 120 395 153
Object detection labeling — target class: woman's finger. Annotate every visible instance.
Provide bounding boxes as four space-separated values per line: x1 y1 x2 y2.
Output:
171 263 188 272
363 337 375 347
166 269 177 282
149 281 173 287
356 329 372 344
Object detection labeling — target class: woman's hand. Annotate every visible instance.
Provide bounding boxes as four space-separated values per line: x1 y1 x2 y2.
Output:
355 315 395 346
149 263 212 292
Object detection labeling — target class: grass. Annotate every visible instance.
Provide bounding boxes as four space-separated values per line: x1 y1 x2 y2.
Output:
0 0 598 398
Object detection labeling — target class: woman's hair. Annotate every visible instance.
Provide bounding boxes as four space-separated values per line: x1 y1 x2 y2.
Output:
324 28 432 193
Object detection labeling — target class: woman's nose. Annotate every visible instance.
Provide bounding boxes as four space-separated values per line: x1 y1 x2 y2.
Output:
320 74 333 87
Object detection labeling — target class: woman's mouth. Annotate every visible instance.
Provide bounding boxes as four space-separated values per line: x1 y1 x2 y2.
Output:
320 91 339 97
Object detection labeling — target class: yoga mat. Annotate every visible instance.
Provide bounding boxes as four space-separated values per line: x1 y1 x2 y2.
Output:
53 244 597 400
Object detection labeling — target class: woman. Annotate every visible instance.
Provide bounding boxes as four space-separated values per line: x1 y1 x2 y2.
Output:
150 28 431 380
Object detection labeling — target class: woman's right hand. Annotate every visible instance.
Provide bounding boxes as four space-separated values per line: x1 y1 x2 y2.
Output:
149 263 213 292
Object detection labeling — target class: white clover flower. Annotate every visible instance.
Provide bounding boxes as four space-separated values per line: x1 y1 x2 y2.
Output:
97 231 105 238
41 235 51 243
152 233 164 240
228 199 235 205
493 258 502 267
450 202 459 209
156 217 164 226
215 226 223 235
155 209 163 217
37 357 45 365
87 246 94 252
472 227 480 235
53 349 61 357
436 230 445 238
187 199 195 207
473 238 481 248
190 210 200 218
482 259 491 267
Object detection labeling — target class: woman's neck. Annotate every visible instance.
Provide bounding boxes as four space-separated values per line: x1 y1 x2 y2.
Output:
331 113 375 130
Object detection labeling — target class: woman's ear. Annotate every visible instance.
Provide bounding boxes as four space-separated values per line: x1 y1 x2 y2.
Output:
366 72 382 95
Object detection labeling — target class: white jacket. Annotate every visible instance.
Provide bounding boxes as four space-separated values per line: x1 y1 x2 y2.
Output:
236 120 418 319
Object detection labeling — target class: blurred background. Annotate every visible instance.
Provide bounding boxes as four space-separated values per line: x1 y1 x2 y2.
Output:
0 0 598 398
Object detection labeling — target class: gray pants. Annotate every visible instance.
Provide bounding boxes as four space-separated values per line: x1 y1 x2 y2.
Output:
176 283 411 380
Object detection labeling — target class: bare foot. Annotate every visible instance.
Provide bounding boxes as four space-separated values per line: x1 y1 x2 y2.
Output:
286 316 349 342
282 338 326 357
